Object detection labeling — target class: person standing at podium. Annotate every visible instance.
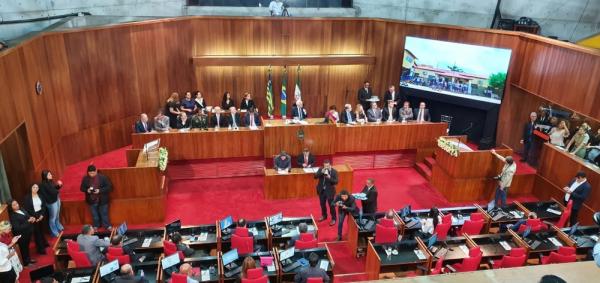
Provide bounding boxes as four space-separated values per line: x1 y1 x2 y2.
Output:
490 149 516 208
360 178 378 214
314 160 338 226
296 148 315 168
274 151 291 172
357 81 373 111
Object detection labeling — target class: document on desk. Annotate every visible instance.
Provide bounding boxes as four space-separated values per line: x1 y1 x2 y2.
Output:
199 232 208 242
414 249 426 260
141 238 152 248
201 269 211 281
71 277 91 283
303 168 318 173
266 262 276 272
249 125 259 130
546 208 562 215
277 169 289 175
319 259 330 270
499 241 512 251
298 120 309 125
459 245 470 255
548 237 563 247
250 227 259 236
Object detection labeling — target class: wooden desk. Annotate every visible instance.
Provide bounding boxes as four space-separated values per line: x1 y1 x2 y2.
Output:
267 216 318 248
218 219 269 252
158 255 220 283
132 128 264 160
466 233 521 259
263 164 353 199
365 239 431 280
347 212 402 258
174 224 219 256
276 246 334 282
334 121 447 154
263 118 335 157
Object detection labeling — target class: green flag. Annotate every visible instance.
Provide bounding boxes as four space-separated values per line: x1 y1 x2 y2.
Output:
281 67 288 117
266 66 274 117
294 65 302 101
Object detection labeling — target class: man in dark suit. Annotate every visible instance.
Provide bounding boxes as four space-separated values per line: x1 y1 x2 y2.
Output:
361 178 378 214
274 151 292 171
227 107 242 129
413 102 430 122
243 107 262 127
383 85 401 108
340 104 356 124
114 264 148 283
80 165 113 230
210 106 228 128
333 190 357 241
296 147 315 168
382 103 397 122
366 102 382 122
292 100 308 120
563 171 591 225
134 113 152 133
357 81 373 111
314 160 338 226
520 112 538 162
293 252 330 283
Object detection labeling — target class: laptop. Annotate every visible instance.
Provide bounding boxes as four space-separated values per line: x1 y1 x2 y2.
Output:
99 260 120 282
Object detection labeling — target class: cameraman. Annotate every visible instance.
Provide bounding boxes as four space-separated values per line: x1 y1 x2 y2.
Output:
314 160 338 226
490 149 517 208
332 190 357 241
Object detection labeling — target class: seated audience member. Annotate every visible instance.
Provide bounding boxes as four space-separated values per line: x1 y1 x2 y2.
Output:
288 222 310 247
354 104 367 123
585 128 600 164
22 184 49 254
296 148 315 168
503 212 538 232
134 113 152 133
241 256 257 280
240 92 255 111
539 275 566 283
179 263 194 277
222 91 235 110
194 91 206 111
380 209 399 227
115 263 148 283
333 190 357 241
235 218 254 237
191 111 209 130
0 221 13 245
176 112 191 129
170 232 195 257
229 107 242 129
360 178 378 214
77 224 109 265
211 107 228 128
398 101 413 121
340 104 356 124
292 100 308 120
274 151 292 171
382 102 397 122
8 199 36 265
180 91 197 117
366 102 382 122
110 234 133 256
294 252 330 283
419 207 440 237
549 120 569 146
244 107 261 127
324 105 339 124
566 126 590 158
154 109 170 132
413 102 430 122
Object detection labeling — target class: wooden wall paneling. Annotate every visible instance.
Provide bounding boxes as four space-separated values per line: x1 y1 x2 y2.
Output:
0 61 22 138
0 124 35 202
100 167 162 199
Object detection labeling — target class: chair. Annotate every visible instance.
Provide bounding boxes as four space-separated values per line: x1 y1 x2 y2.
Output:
469 213 485 222
430 257 445 275
540 246 576 264
434 223 452 241
459 219 484 235
307 278 324 283
379 218 395 228
448 247 482 273
557 246 576 256
107 246 124 256
107 253 131 265
555 210 571 228
235 227 250 237
296 238 318 250
163 240 184 260
70 251 92 268
517 219 548 233
242 268 268 283
374 224 398 244
232 235 254 255
565 200 573 213
66 240 80 254
171 273 188 283
299 233 315 242
492 248 526 269
441 214 452 224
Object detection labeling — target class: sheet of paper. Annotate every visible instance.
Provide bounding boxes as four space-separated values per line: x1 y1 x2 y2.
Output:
591 235 599 242
319 259 330 270
546 208 562 215
499 241 512 251
266 262 276 272
250 227 259 236
510 211 523 218
298 120 309 125
249 125 259 130
199 232 208 241
71 276 91 283
277 169 289 175
548 237 563 247
201 269 211 281
414 250 426 260
142 238 152 248
459 245 470 255
303 168 314 173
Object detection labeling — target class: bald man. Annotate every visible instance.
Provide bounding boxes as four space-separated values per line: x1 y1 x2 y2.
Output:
115 263 148 283
134 113 152 133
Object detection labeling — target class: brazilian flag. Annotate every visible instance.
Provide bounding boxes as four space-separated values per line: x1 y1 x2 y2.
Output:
266 66 274 117
281 67 288 117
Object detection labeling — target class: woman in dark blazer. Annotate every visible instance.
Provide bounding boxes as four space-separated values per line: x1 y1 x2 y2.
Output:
239 92 255 111
8 199 36 265
176 112 191 129
22 184 49 254
221 91 235 110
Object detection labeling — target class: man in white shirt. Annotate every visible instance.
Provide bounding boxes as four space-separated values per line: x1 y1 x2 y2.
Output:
269 0 284 16
228 106 241 129
490 149 516 208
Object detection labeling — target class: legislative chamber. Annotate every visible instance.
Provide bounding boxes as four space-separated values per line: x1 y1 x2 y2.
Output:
0 3 599 283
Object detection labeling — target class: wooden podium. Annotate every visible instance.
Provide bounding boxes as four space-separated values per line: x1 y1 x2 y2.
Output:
431 136 513 202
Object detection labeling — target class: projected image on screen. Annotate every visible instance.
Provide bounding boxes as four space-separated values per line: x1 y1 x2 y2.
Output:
400 36 512 104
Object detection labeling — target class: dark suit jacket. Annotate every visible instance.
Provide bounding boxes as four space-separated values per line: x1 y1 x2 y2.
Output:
210 114 228 128
134 120 152 133
361 186 378 214
567 178 591 210
358 87 372 108
294 266 330 283
383 91 402 107
176 118 191 129
382 107 397 122
80 173 113 205
413 108 431 122
340 110 356 124
292 107 308 120
314 168 338 198
296 153 316 167
244 113 262 126
240 99 255 110
22 194 47 217
333 194 357 215
228 113 242 128
9 211 34 236
114 274 149 283
522 121 535 143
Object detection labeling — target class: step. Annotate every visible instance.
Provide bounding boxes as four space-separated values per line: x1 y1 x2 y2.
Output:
424 157 437 169
415 162 432 181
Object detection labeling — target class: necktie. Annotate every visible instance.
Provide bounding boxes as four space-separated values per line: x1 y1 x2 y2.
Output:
232 116 237 127
304 154 308 164
217 115 220 126
418 110 423 121
298 108 303 119
250 115 255 127
143 122 147 131
346 111 352 122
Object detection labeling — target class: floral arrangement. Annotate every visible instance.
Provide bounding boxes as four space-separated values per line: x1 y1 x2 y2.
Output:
158 147 169 171
437 137 459 157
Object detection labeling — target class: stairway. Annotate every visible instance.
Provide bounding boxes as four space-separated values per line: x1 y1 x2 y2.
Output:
415 156 436 181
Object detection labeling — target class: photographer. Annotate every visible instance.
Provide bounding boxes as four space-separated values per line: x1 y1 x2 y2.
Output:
490 149 516 208
332 190 357 241
314 160 338 226
269 0 284 16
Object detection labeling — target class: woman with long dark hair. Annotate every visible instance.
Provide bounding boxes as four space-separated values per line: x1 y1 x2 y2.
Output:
23 184 50 254
221 91 235 110
39 170 64 237
7 199 36 265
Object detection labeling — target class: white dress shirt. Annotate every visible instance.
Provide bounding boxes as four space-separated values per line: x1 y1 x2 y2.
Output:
33 195 42 212
565 179 585 202
0 243 12 272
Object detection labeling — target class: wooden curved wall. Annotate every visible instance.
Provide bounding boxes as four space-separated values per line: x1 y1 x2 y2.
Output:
0 17 599 198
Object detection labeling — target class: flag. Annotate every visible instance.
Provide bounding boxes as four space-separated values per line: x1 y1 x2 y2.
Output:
281 67 288 117
294 65 302 101
266 66 274 117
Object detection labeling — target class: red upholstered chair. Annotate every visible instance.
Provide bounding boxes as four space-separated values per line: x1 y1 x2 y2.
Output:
441 214 452 225
296 239 318 250
375 224 398 244
70 251 92 268
517 219 548 233
555 210 571 228
459 219 485 235
107 246 124 256
242 268 267 283
434 223 452 241
379 218 395 228
307 278 324 283
163 240 184 260
448 247 482 273
232 235 254 255
541 247 576 264
107 253 131 265
235 227 250 237
492 248 527 269
299 233 315 242
171 273 188 283
470 213 484 222
430 257 445 275
66 240 80 254
566 200 573 213
557 246 576 256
